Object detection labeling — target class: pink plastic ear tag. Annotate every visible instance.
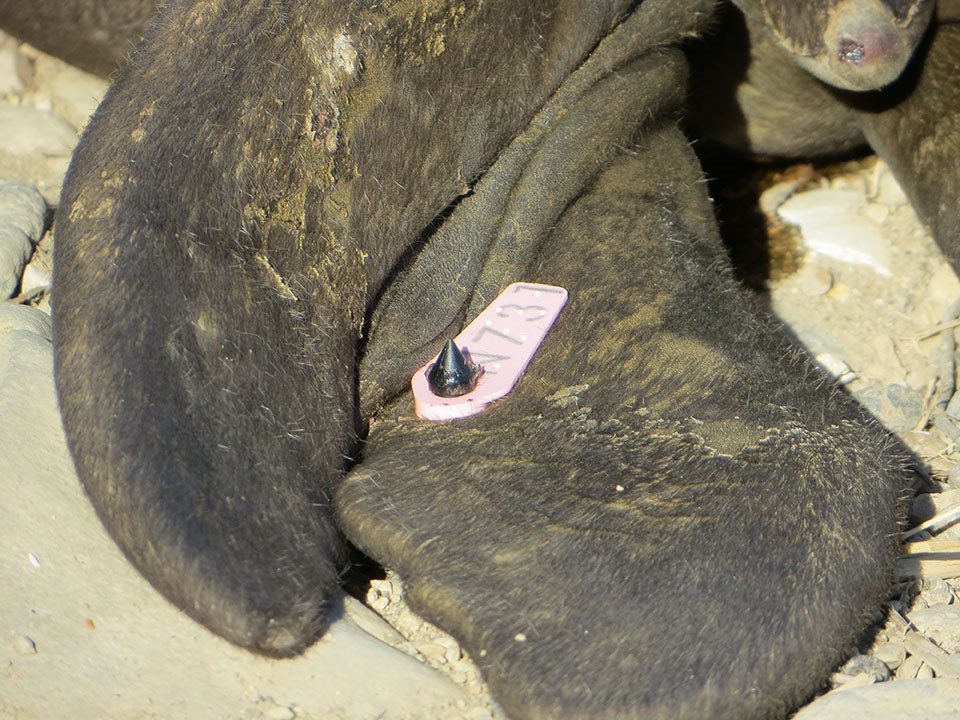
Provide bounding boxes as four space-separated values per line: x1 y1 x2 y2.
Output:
412 282 568 420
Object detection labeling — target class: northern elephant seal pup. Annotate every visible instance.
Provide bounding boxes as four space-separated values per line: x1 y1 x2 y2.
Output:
1 0 954 717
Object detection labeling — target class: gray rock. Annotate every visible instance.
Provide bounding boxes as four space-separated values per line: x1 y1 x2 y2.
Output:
32 56 109 132
778 187 893 277
853 382 923 434
909 606 960 655
0 104 76 157
794 679 960 719
0 179 46 298
0 300 51 338
0 106 77 203
0 34 24 96
832 654 891 687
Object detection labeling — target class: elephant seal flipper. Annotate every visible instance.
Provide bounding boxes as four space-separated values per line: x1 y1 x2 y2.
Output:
337 59 906 720
53 46 356 653
52 0 676 657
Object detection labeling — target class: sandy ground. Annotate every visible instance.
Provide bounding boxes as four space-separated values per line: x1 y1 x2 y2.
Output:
2 35 960 720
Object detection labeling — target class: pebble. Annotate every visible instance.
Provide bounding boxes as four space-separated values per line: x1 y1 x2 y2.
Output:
758 179 799 215
814 352 856 384
797 264 833 296
433 634 463 664
0 104 76 157
0 179 46 298
909 606 960 654
394 606 425 635
417 641 450 664
916 578 956 608
853 382 923 433
20 258 49 297
263 706 295 720
863 203 890 225
873 642 907 671
871 165 910 207
831 654 890 688
796 679 960 719
340 594 409 649
897 654 924 680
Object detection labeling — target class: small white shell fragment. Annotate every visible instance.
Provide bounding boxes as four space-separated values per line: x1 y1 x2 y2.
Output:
778 188 892 276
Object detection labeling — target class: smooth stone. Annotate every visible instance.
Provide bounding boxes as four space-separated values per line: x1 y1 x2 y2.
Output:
0 104 76 157
30 54 109 132
0 300 51 339
0 106 78 203
872 642 907 671
19 261 48 296
0 34 23 95
872 166 910 207
794 679 960 719
853 382 923 433
0 179 46 298
0 223 30 297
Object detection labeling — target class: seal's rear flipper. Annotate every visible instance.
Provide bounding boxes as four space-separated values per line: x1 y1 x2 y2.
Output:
51 0 663 655
337 123 906 718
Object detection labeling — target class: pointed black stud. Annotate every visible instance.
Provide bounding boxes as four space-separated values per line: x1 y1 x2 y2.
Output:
427 339 483 398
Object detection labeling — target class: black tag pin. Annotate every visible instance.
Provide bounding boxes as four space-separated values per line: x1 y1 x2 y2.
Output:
427 339 483 398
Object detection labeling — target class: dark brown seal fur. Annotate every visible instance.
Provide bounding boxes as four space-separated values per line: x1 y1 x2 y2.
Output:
0 0 955 717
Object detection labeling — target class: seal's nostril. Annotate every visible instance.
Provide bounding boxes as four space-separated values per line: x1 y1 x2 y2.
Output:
839 38 866 64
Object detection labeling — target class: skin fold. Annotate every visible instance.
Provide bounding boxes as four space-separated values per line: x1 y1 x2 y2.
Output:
1 0 955 717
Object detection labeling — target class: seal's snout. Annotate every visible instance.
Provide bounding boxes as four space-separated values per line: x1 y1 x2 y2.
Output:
812 0 935 90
